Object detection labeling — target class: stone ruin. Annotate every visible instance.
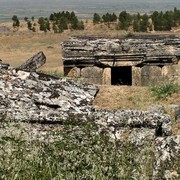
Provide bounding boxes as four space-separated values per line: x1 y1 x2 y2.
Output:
62 35 180 86
0 52 179 179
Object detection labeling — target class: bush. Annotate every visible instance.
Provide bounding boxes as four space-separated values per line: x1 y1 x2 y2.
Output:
150 83 180 100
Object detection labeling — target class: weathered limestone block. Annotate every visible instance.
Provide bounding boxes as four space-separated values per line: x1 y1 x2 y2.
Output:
103 68 111 85
17 51 46 72
62 36 180 85
0 67 98 122
115 128 156 146
141 66 162 86
153 136 180 179
162 65 179 83
147 105 166 114
66 67 81 78
62 50 94 58
132 66 141 86
0 61 9 70
81 67 103 84
114 61 134 66
94 109 172 137
167 105 180 121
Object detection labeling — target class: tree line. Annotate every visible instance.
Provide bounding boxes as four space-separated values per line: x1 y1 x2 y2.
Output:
11 8 180 33
49 11 84 33
93 8 180 32
11 11 84 33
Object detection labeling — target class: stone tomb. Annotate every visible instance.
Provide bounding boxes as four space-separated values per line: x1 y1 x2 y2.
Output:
62 35 180 86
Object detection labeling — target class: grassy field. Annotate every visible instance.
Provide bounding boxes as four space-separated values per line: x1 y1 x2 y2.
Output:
1 20 180 71
0 21 128 72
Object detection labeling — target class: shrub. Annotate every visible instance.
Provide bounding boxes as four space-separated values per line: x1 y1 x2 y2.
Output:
150 83 180 100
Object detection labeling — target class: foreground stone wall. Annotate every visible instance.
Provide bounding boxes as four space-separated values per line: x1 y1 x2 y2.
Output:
62 35 180 86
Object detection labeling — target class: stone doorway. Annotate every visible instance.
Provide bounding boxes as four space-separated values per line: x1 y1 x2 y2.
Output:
111 66 132 85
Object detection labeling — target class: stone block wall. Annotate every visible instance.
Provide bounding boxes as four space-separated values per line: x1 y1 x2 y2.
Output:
65 64 180 86
62 35 180 86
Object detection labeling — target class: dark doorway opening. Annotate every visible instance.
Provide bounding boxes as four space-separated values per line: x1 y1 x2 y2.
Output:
111 66 132 85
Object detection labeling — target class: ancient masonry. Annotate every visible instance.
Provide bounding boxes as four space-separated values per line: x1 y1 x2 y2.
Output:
62 35 180 86
0 53 180 179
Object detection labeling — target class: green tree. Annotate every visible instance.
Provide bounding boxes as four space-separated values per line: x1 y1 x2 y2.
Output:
39 24 46 31
27 21 32 30
48 11 83 32
133 19 140 32
139 14 149 32
12 15 18 22
70 11 76 21
49 13 55 21
24 17 28 22
112 13 117 22
52 23 58 33
163 11 174 30
174 8 180 25
59 17 68 30
71 16 78 29
151 10 175 31
12 15 20 27
151 11 159 30
102 13 117 23
16 19 20 27
46 20 51 31
38 17 48 32
38 17 45 25
102 13 110 22
93 13 101 24
119 11 131 30
58 24 64 33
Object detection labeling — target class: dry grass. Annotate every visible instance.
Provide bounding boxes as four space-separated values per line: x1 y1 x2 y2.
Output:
0 30 68 72
0 21 126 73
93 85 180 110
93 85 153 110
1 20 179 72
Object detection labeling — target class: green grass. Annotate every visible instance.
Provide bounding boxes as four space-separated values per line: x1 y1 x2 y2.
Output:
0 120 151 179
150 83 180 100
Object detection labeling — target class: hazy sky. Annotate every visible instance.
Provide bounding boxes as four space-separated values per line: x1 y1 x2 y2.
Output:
0 0 179 3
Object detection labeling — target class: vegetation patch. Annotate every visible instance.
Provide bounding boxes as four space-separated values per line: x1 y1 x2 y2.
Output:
0 120 153 179
150 83 180 100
